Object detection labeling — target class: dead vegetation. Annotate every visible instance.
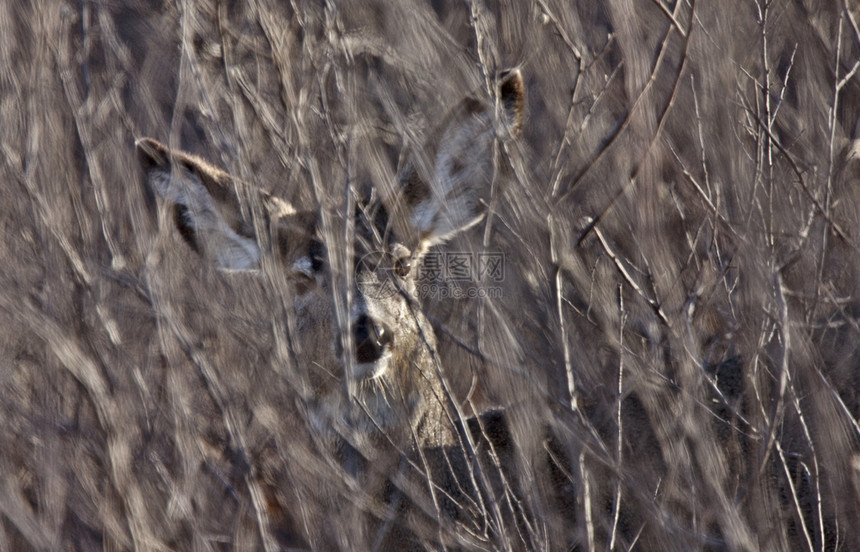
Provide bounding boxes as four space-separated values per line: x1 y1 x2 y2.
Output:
2 0 860 550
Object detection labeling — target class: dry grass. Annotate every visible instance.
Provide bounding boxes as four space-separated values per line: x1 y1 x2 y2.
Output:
2 0 860 550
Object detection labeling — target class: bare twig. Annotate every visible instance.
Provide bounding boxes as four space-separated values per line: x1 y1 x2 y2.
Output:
609 284 626 551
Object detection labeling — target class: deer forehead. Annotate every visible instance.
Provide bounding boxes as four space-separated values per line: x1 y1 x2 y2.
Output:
272 203 415 273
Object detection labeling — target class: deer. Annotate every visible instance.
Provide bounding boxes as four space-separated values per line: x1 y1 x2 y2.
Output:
135 69 526 549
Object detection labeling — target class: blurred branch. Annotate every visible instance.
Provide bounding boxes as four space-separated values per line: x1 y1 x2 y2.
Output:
770 43 796 123
549 38 618 198
574 0 696 253
593 225 671 327
651 0 687 38
750 110 860 258
608 283 626 551
554 0 692 199
579 452 596 552
776 441 816 552
534 0 584 61
467 0 498 100
759 273 789 478
57 8 126 270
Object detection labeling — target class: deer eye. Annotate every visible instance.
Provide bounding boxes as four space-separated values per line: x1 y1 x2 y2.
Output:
390 243 412 277
395 256 411 277
292 239 326 281
308 239 325 273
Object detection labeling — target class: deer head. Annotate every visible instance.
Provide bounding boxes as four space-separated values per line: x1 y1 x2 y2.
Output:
136 69 525 451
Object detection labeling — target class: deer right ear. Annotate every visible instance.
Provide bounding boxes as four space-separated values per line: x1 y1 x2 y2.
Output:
135 138 262 270
390 69 526 253
497 68 525 137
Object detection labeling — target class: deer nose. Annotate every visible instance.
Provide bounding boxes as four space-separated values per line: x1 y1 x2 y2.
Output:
353 314 394 364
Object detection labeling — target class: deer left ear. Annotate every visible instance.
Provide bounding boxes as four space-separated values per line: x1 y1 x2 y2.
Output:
135 138 263 270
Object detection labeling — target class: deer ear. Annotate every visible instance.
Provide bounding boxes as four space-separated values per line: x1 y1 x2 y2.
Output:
394 69 525 251
135 138 262 270
497 69 525 137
